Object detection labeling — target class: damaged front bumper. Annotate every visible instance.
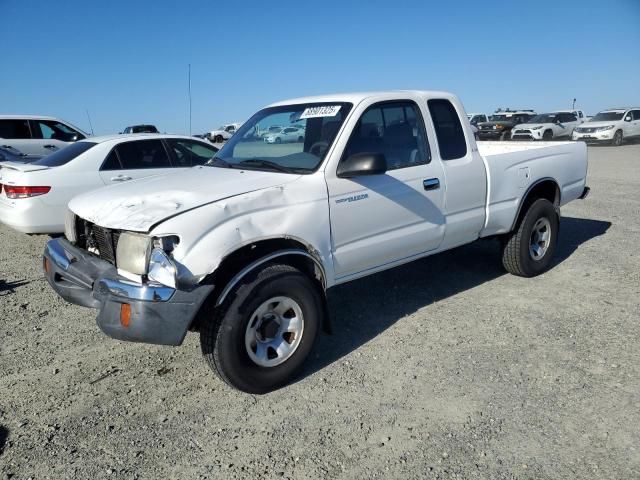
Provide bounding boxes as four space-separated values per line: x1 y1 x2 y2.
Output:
43 238 213 346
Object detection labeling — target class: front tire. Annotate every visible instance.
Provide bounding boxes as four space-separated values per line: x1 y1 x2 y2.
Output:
214 135 224 143
200 263 323 394
501 198 559 277
543 130 553 141
612 130 623 146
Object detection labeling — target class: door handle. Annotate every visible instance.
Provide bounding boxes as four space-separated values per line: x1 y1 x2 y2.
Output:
423 178 440 191
110 175 132 182
44 144 57 149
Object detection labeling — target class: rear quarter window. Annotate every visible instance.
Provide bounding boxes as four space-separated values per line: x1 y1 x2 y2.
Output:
427 99 467 160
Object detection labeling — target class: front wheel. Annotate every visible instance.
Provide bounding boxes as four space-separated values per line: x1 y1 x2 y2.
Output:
612 130 623 146
200 263 323 394
543 130 553 141
214 135 224 143
501 198 559 277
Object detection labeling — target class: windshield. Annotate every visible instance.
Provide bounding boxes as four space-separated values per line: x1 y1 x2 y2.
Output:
590 111 624 122
208 102 353 173
132 125 158 133
489 114 513 122
527 114 557 124
31 141 97 167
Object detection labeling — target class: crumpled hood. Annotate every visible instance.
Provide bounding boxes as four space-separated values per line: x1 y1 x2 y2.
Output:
69 166 300 232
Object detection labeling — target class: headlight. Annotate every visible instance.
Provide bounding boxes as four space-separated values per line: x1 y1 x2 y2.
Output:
531 126 543 130
148 248 177 288
597 125 614 131
116 232 152 275
492 125 497 130
64 209 77 243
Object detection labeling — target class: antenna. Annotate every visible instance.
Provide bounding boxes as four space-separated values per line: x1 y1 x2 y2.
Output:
572 98 576 110
188 64 192 136
85 109 95 135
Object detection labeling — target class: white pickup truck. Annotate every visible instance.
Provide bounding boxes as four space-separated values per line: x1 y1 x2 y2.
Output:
43 91 589 393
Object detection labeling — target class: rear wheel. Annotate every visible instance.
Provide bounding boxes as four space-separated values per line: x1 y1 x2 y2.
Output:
501 198 559 277
612 130 623 146
200 263 323 394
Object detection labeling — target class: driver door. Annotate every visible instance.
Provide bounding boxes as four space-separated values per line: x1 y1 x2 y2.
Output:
326 100 446 280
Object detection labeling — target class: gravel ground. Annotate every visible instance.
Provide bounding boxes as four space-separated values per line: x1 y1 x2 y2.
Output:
1 144 639 479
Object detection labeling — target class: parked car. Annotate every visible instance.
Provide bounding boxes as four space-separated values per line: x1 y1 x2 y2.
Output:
466 113 488 127
263 126 305 143
572 108 640 146
511 112 581 141
208 123 242 143
477 110 537 141
43 91 588 393
0 115 88 156
555 109 588 122
121 125 159 134
0 134 218 234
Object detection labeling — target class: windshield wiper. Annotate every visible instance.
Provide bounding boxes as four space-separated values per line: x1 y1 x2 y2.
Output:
238 158 292 173
205 156 234 168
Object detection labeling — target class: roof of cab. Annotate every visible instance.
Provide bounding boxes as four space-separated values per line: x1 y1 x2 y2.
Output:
266 90 456 108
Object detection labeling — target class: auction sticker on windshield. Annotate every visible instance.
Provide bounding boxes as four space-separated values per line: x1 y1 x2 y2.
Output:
300 105 342 119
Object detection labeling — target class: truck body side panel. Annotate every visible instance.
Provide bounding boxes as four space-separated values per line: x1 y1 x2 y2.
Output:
478 141 588 237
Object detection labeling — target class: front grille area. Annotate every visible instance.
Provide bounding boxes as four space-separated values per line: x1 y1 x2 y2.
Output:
73 217 120 265
514 129 531 134
576 127 596 133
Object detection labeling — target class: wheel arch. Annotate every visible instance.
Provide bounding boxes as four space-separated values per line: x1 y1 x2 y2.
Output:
192 237 331 333
510 178 560 232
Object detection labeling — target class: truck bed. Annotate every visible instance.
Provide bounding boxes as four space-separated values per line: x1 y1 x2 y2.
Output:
478 141 588 237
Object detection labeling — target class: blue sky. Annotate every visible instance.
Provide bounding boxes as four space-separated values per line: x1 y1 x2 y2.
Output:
1 0 638 135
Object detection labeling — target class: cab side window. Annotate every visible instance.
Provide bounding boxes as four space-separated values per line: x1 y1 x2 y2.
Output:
427 99 467 160
0 119 31 139
342 101 431 171
115 139 171 169
632 110 640 121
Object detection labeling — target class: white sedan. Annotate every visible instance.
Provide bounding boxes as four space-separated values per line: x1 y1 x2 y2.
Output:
263 126 305 143
0 134 218 234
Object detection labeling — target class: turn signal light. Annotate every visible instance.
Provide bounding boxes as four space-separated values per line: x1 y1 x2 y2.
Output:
120 303 131 328
4 185 51 199
43 257 51 274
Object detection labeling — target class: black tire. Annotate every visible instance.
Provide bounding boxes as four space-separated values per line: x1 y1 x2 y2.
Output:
612 130 623 146
275 137 282 144
543 130 553 141
500 130 511 141
298 136 304 142
501 198 559 277
214 135 223 143
200 263 323 394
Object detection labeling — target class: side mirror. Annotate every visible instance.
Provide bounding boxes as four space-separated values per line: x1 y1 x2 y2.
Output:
625 116 632 122
337 152 387 178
